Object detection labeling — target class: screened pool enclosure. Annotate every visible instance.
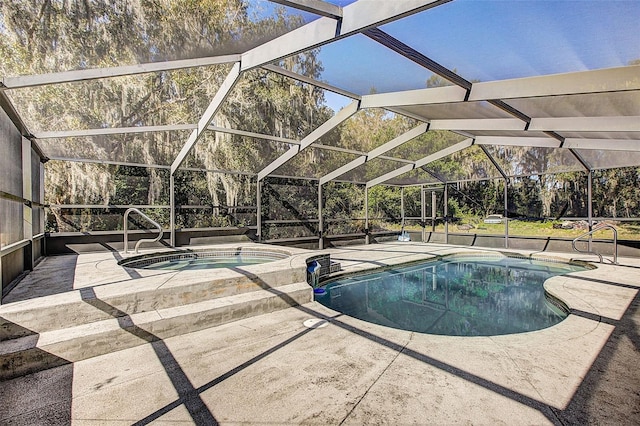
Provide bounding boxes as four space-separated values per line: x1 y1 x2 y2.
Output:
1 0 639 297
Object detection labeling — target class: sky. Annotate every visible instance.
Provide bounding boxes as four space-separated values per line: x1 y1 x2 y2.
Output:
302 0 640 112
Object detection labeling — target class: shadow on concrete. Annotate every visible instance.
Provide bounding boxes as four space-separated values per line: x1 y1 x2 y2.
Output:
0 317 73 425
564 273 640 290
0 363 73 425
2 255 78 303
109 250 143 280
222 265 564 424
558 290 640 425
7 246 634 424
231 258 640 424
80 287 218 425
136 326 317 425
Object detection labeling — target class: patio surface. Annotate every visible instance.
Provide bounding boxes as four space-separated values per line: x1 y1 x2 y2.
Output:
1 242 639 425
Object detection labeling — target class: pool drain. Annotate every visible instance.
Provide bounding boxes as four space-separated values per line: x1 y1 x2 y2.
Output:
303 319 328 329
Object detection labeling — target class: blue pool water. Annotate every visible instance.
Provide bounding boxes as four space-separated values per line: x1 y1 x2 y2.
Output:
119 249 288 270
315 255 589 336
141 256 272 270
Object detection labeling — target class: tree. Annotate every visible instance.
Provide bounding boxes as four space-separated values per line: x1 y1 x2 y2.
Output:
1 1 329 232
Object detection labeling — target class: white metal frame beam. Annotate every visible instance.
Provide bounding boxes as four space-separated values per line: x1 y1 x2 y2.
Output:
241 0 448 71
36 122 416 165
261 64 360 100
563 138 640 151
468 65 640 101
36 115 638 140
171 62 241 174
33 124 196 139
366 138 473 188
429 118 526 131
257 100 360 181
319 123 428 185
528 116 640 132
474 136 561 148
268 0 343 19
360 85 468 109
1 55 240 89
260 64 433 130
174 0 446 180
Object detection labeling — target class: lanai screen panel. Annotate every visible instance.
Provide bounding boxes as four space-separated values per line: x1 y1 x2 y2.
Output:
425 145 502 182
44 161 171 232
4 65 233 133
324 182 366 236
367 185 403 232
575 150 640 171
0 1 311 75
0 110 23 247
261 177 318 240
217 68 336 141
174 171 256 229
45 161 170 206
318 109 419 152
379 1 639 82
483 145 585 177
384 130 468 161
310 33 439 95
395 101 514 121
339 158 409 183
272 146 360 179
386 168 439 186
36 131 192 165
183 132 295 173
505 91 640 119
505 90 640 149
592 167 640 218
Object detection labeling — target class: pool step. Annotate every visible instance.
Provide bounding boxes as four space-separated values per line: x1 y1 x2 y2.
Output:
0 281 312 381
0 264 306 335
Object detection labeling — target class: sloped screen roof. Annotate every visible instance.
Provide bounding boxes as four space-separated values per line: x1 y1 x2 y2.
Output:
1 0 639 186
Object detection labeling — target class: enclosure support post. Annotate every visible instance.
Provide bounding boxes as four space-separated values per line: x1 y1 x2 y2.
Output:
256 180 262 243
40 162 45 238
444 184 449 244
421 184 426 242
22 137 33 270
318 183 323 250
365 186 370 244
170 174 175 247
587 171 593 252
431 191 436 233
400 187 405 235
504 178 509 249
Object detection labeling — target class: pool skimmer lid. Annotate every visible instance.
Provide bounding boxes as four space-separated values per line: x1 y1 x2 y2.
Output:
303 319 329 329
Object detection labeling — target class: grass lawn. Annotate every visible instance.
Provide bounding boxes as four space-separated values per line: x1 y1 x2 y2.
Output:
402 219 640 241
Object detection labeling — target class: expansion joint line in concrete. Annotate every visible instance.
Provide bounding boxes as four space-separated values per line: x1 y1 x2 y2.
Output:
337 332 414 425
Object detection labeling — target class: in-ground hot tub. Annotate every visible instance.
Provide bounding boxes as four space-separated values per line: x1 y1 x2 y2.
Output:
112 245 312 317
118 247 291 270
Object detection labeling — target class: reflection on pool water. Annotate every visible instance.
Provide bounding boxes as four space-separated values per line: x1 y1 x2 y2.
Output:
315 255 589 336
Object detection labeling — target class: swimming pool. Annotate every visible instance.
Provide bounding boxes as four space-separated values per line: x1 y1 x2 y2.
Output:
315 254 590 336
118 248 289 270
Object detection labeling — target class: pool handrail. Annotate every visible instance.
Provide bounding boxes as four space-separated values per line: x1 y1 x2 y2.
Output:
572 222 618 264
123 208 164 254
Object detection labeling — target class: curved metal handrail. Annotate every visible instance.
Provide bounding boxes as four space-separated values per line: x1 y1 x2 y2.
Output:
123 208 163 254
571 222 618 264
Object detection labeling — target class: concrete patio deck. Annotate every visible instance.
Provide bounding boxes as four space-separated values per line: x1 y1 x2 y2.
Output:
1 242 639 425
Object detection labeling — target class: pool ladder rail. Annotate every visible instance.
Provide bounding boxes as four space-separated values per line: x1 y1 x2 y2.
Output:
571 222 618 264
123 207 164 254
